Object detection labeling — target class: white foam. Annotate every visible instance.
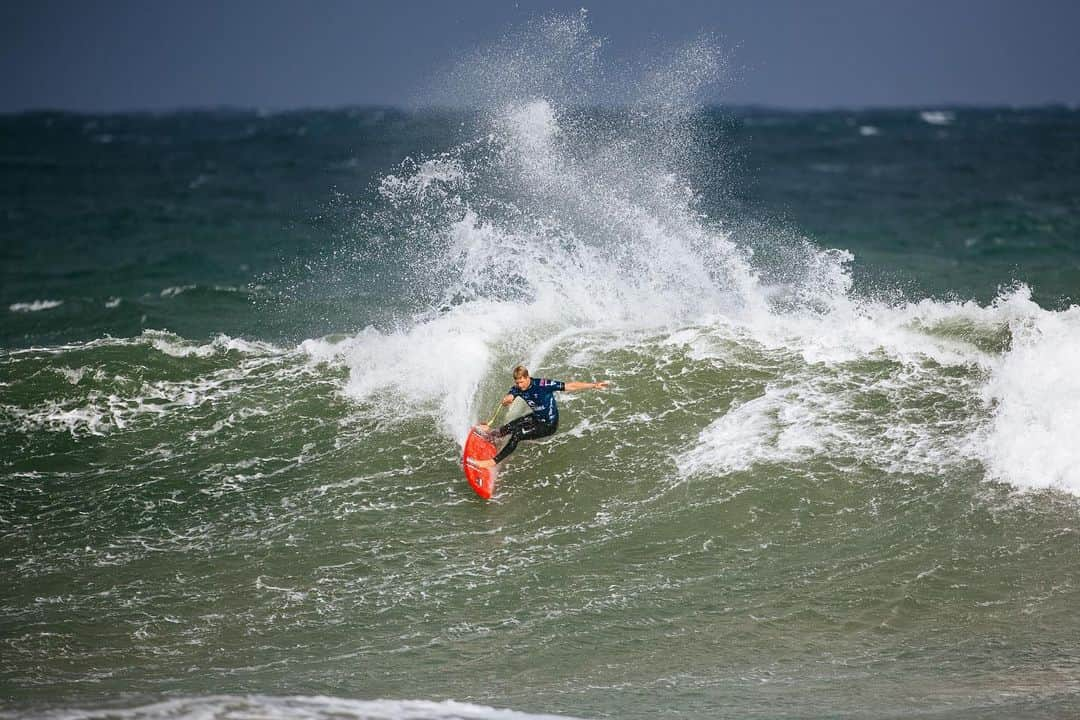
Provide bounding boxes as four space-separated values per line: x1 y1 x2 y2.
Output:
678 388 816 476
981 295 1080 492
54 366 88 385
30 695 586 720
676 284 1080 494
9 299 63 312
919 110 955 126
146 331 279 358
749 283 1007 371
3 400 115 437
379 155 464 201
2 332 289 439
678 347 986 481
301 300 528 442
159 285 196 298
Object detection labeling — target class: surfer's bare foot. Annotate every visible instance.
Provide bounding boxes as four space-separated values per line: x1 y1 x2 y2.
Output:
471 458 496 469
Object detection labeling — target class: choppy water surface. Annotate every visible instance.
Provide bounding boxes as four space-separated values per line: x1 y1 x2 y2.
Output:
3 14 1080 720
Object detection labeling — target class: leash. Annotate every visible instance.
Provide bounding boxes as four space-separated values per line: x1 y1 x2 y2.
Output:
485 401 504 428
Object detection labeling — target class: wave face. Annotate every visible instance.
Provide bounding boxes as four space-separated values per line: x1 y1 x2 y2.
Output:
4 13 1080 720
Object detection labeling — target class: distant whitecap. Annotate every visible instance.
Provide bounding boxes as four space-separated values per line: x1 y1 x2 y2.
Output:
920 110 955 126
9 299 63 312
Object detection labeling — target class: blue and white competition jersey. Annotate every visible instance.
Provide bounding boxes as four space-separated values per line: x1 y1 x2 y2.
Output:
509 378 565 425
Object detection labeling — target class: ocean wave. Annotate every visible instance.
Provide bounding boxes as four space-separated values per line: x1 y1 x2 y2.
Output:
1 331 292 438
919 110 955 126
146 330 281 358
156 285 253 300
0 695 587 720
312 91 778 442
4 330 281 360
300 300 523 440
9 299 63 312
299 80 1079 496
3 373 246 438
982 290 1080 492
674 285 1080 493
159 285 197 298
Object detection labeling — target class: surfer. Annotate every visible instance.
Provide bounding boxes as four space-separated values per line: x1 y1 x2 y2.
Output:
472 365 609 468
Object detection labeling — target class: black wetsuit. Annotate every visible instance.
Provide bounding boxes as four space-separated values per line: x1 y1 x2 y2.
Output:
492 378 563 463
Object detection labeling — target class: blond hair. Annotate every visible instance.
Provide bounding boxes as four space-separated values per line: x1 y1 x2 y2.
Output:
512 365 530 380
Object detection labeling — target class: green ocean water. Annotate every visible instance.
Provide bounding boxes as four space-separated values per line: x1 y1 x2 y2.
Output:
4 23 1080 720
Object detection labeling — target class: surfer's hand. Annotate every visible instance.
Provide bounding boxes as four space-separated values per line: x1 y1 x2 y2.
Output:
594 381 610 389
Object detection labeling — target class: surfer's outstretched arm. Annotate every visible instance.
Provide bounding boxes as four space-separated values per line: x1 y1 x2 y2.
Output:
563 380 610 392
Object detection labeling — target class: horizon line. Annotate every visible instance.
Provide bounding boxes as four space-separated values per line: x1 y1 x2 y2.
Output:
3 101 1079 118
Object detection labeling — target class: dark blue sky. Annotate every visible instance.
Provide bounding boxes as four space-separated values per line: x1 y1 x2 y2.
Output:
3 0 1078 112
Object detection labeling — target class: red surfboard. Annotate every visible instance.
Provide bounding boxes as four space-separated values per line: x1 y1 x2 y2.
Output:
462 427 498 499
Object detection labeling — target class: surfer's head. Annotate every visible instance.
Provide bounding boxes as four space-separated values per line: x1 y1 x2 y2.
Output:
513 365 531 390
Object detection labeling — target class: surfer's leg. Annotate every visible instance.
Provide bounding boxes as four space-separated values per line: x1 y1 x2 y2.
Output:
490 415 529 440
492 416 534 463
520 419 557 441
477 416 528 466
493 416 556 464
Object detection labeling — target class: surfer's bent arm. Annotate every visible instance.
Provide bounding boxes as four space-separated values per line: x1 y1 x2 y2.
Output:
500 393 515 406
563 381 610 392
